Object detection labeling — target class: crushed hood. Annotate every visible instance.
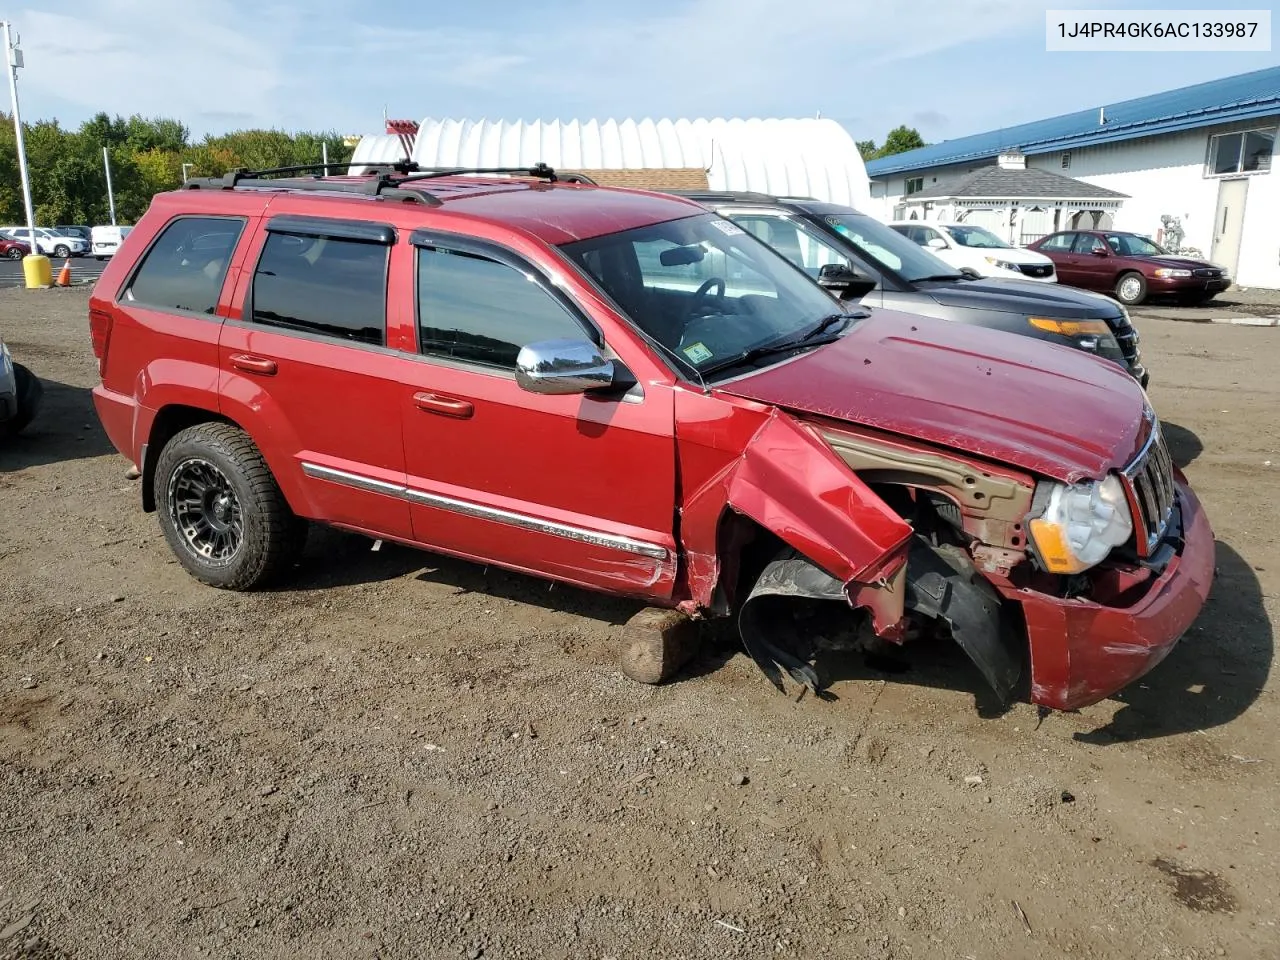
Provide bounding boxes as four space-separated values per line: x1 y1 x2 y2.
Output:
716 309 1150 483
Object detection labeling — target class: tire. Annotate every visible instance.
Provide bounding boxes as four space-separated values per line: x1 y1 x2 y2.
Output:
53 244 70 259
0 363 42 439
95 256 106 261
5 247 22 260
1115 271 1147 305
153 422 307 590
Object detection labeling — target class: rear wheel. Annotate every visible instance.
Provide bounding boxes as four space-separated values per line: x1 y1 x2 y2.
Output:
1115 272 1147 305
154 422 306 590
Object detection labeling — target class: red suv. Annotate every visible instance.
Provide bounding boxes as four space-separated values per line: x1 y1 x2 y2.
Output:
1029 230 1231 306
89 165 1214 712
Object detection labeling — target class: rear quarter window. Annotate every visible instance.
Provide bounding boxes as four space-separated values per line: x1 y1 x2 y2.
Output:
124 217 246 315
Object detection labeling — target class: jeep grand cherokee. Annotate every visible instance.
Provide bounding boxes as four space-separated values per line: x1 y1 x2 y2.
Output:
89 164 1213 711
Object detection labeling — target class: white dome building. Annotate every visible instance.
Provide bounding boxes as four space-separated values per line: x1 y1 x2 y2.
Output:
351 117 870 209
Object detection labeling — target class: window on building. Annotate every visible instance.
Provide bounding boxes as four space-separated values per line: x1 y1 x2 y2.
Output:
1061 152 1071 169
417 247 588 369
251 233 388 346
1207 127 1276 176
904 177 924 196
124 217 245 315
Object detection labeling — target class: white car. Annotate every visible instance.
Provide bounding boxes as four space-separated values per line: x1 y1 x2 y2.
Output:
888 221 1057 282
0 228 88 259
91 224 134 260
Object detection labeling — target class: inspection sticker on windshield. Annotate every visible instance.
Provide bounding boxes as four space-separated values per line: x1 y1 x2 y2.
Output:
710 219 744 236
683 342 714 364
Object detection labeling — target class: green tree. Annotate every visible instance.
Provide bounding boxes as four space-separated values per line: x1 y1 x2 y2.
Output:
878 125 926 158
856 139 878 161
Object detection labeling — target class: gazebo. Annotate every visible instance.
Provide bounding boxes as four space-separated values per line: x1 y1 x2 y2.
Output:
896 152 1127 246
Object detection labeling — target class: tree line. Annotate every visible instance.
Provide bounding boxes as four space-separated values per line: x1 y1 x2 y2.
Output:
0 112 354 227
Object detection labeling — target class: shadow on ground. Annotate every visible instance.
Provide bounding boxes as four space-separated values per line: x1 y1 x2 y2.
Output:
1162 421 1203 469
1075 541 1271 744
0 379 115 472
285 525 643 628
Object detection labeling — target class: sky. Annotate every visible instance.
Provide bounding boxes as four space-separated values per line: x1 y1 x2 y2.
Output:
6 0 1278 145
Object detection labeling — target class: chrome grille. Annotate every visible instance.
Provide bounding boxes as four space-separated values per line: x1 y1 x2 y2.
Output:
1123 420 1176 554
1193 268 1221 278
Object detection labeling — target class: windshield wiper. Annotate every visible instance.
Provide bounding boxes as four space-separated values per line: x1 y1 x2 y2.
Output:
700 315 856 377
913 273 966 282
799 312 859 342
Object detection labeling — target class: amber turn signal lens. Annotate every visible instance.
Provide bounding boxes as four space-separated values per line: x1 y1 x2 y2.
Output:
1028 518 1090 575
1028 318 1111 338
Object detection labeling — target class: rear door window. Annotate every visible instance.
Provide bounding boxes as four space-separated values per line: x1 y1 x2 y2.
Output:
250 232 389 346
1038 233 1075 252
124 217 245 315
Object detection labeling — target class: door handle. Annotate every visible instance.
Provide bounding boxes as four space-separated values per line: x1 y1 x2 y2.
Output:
229 354 278 376
413 391 474 419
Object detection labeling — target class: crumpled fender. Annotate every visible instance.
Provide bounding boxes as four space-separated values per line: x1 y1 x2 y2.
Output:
680 408 912 612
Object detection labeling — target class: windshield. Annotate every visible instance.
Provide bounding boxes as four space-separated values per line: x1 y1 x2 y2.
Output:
944 224 1010 249
1104 233 1168 257
560 214 847 378
819 214 963 282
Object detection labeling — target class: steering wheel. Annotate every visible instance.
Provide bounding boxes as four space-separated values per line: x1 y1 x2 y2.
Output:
683 277 726 321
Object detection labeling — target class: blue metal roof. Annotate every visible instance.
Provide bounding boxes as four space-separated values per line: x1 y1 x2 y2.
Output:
866 66 1280 178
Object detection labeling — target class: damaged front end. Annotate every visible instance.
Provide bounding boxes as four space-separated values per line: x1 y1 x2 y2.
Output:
735 422 1034 705
724 415 1212 712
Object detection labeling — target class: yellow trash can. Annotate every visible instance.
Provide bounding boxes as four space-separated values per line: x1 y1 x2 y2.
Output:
23 254 52 289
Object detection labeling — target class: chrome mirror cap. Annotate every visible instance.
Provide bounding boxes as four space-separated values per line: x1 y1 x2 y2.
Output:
515 338 616 395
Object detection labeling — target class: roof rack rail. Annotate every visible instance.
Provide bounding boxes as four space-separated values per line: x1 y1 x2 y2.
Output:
179 162 572 206
182 160 423 191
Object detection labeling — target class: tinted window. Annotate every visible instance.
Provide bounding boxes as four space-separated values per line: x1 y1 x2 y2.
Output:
417 247 587 368
251 233 387 346
1038 233 1075 252
126 217 244 315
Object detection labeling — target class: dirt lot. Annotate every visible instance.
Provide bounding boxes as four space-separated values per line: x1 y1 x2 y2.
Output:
1 287 1276 960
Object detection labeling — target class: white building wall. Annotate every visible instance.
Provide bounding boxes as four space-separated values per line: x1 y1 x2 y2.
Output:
354 118 872 208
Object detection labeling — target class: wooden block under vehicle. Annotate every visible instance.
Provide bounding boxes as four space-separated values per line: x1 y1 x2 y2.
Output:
619 607 701 685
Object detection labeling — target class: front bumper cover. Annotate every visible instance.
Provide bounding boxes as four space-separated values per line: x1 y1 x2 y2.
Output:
1005 477 1214 711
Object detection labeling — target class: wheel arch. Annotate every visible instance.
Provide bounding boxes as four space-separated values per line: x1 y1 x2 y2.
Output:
141 404 236 512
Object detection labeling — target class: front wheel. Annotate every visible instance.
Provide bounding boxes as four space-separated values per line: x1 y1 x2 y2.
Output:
154 422 306 590
1115 271 1147 305
6 247 22 260
53 244 70 259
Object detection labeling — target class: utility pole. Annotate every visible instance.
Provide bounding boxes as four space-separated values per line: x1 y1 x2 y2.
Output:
322 141 329 176
103 146 117 226
2 21 38 258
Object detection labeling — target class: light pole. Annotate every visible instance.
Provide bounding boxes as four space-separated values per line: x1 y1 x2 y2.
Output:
103 146 117 226
182 162 194 182
2 21 39 265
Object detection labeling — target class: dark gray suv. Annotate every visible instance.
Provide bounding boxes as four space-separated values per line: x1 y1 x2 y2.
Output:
671 192 1147 386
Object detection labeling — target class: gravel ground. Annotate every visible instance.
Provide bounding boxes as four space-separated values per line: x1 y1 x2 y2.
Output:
1 287 1277 960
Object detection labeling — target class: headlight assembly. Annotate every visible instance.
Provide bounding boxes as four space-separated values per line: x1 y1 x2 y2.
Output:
1028 475 1133 574
1153 268 1192 278
984 256 1021 272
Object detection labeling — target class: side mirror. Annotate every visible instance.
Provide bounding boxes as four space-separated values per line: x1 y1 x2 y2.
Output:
515 338 631 395
1090 246 1109 257
926 236 948 250
818 262 877 301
